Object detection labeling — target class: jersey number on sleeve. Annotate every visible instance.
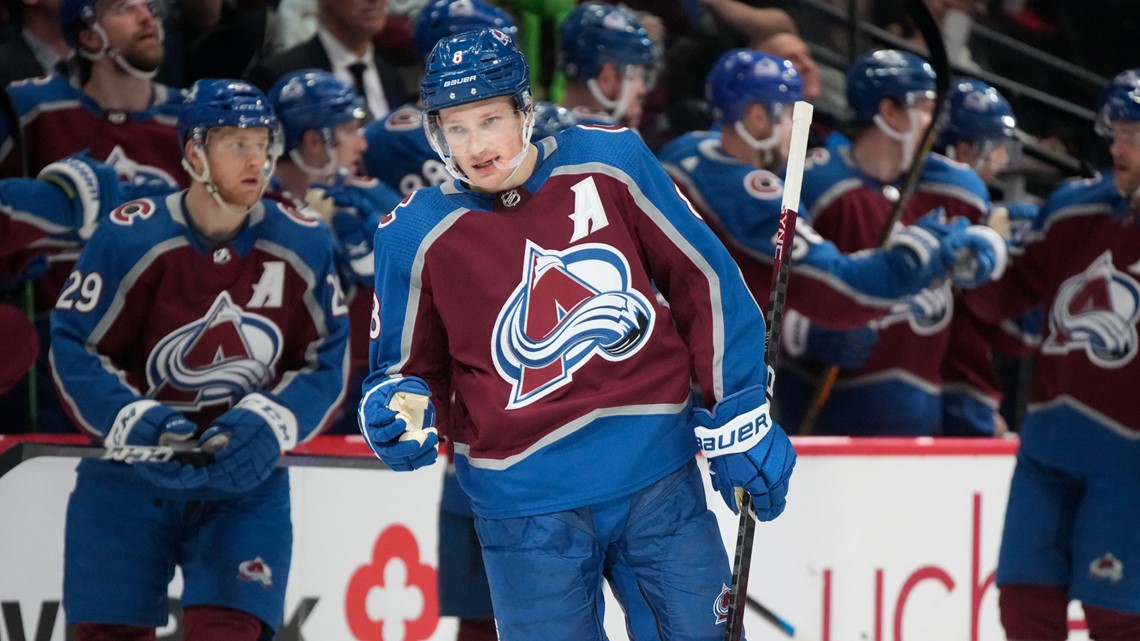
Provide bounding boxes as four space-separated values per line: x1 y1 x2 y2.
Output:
57 270 103 312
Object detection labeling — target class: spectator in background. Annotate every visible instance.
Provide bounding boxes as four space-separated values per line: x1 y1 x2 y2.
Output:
0 0 70 88
0 0 187 434
775 49 1005 436
977 68 1140 641
752 27 847 147
51 77 348 640
246 0 409 122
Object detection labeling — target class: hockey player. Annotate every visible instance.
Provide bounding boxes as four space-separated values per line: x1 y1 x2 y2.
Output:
50 79 349 640
267 69 399 437
557 2 656 130
359 28 794 640
657 49 1006 376
0 0 186 432
777 49 1002 435
937 77 1040 434
361 0 517 196
980 69 1140 641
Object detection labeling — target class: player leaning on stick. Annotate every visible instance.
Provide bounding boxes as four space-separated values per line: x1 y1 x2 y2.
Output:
50 79 349 641
358 28 794 640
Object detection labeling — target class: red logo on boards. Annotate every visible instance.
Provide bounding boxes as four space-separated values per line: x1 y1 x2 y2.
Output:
346 525 439 641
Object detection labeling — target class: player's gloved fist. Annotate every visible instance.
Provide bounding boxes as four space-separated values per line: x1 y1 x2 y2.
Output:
107 401 208 490
693 386 796 521
199 407 282 493
940 225 1008 288
358 376 439 471
37 151 126 240
329 208 376 286
781 309 877 370
886 208 968 279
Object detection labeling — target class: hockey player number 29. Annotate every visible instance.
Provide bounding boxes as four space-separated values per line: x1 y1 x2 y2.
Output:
57 270 104 313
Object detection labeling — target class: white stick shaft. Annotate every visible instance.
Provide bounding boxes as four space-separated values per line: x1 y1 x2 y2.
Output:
780 101 814 213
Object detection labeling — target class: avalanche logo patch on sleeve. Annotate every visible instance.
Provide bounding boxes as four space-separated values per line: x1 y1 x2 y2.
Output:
492 241 655 408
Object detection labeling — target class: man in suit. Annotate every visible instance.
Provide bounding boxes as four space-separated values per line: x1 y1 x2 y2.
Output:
0 0 70 87
246 0 408 121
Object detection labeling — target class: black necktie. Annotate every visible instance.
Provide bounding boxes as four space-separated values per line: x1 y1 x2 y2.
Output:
347 61 374 123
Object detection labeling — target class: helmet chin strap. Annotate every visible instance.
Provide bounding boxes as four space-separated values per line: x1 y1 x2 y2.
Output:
288 143 338 182
873 108 921 175
586 75 634 125
490 113 536 187
79 22 164 80
734 120 782 167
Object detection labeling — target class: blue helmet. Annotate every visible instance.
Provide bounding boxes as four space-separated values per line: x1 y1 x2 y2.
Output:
531 100 579 140
420 28 531 114
846 49 937 123
938 78 1017 148
413 0 517 62
178 79 282 154
1095 69 1140 138
60 0 162 48
269 70 365 153
706 49 803 125
558 3 655 81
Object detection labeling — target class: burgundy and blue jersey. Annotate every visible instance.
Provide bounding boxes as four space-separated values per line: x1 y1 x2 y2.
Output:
967 171 1140 471
0 74 187 186
365 125 769 519
50 192 350 445
657 130 947 328
784 143 990 435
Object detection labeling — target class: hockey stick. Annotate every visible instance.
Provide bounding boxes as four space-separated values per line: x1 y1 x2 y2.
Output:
8 442 389 470
723 100 814 641
799 0 951 434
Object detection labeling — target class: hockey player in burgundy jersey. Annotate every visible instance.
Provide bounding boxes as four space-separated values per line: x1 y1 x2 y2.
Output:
976 70 1140 641
50 79 349 640
658 49 1004 380
359 29 794 640
778 49 1004 436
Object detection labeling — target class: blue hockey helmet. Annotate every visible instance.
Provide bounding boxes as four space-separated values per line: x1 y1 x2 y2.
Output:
706 49 803 125
530 100 579 140
420 27 531 115
413 0 517 62
846 49 937 124
178 79 283 157
60 0 163 48
269 70 366 153
938 78 1016 147
557 3 655 81
1095 69 1140 138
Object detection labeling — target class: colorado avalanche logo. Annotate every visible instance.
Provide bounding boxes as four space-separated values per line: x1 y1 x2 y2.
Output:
147 291 283 410
238 557 274 588
1043 251 1140 369
714 584 731 625
875 280 953 335
492 241 655 408
104 145 180 188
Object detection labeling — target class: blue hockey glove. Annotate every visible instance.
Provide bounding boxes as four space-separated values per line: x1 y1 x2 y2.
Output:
886 208 967 280
781 309 877 369
985 202 1039 248
308 182 379 287
106 401 208 491
693 386 796 521
199 407 282 493
358 377 439 471
940 225 1008 288
37 151 127 240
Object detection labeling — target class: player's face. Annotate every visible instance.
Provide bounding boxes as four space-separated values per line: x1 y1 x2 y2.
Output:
884 96 934 149
97 0 163 71
332 120 367 174
1108 120 1140 195
436 96 529 191
205 127 272 207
